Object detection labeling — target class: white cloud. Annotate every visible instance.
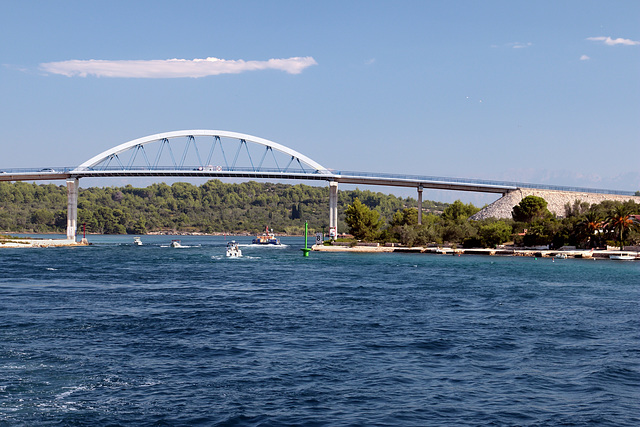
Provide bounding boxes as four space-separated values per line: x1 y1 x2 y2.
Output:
586 36 640 46
39 56 318 78
580 54 590 61
508 42 532 49
490 42 532 49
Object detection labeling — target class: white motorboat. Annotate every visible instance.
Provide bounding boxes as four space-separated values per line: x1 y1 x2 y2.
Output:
226 241 242 257
609 254 635 260
555 253 567 259
133 237 143 246
170 240 183 248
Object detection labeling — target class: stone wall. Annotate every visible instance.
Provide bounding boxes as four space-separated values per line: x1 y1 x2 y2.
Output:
470 188 640 220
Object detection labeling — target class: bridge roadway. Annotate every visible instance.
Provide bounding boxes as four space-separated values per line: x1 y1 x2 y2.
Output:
1 167 635 195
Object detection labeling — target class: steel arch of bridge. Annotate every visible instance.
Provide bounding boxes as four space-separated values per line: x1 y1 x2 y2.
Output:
75 130 330 175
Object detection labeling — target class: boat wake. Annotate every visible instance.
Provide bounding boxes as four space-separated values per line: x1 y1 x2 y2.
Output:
211 255 261 260
240 244 289 249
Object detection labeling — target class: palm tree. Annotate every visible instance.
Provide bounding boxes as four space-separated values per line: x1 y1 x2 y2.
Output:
577 211 603 248
605 205 638 250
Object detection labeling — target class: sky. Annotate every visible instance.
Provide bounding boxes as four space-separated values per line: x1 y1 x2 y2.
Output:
1 1 638 204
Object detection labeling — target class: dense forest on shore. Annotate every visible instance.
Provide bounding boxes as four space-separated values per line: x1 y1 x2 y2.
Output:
0 180 446 235
2 181 638 249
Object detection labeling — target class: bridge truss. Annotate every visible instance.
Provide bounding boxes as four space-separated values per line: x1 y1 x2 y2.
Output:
76 130 331 177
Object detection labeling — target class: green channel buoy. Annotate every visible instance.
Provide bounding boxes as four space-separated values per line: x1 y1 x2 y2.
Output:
301 220 311 257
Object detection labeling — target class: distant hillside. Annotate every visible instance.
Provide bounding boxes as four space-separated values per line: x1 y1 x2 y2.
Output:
0 180 448 235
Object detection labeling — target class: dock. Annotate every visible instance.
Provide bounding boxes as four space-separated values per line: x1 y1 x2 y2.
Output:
312 244 638 259
0 238 89 248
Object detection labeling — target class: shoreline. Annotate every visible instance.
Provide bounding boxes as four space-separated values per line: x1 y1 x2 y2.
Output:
311 245 639 259
1 237 637 259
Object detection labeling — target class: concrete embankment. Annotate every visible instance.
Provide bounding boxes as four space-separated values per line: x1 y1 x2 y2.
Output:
471 189 640 220
312 244 638 259
311 244 395 253
0 238 89 248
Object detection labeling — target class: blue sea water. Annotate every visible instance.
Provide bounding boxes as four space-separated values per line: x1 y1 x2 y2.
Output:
1 235 639 426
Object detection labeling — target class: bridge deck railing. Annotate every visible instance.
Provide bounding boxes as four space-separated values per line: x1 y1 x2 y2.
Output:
1 166 329 175
0 167 75 174
334 171 638 196
1 167 636 197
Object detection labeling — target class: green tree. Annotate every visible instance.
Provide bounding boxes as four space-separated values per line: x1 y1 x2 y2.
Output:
415 223 441 246
564 200 590 217
390 208 418 227
478 220 512 248
53 210 67 229
344 198 383 241
522 224 550 247
131 218 147 235
441 200 479 221
520 219 563 247
30 209 54 226
291 203 302 220
512 196 552 223
442 220 477 244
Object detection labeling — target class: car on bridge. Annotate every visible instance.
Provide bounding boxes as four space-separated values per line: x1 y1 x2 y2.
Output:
194 165 222 171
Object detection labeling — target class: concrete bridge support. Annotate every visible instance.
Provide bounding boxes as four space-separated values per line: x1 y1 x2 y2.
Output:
66 178 79 241
329 181 338 239
417 185 423 225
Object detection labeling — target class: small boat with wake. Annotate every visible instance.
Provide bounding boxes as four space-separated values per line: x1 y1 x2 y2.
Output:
252 227 281 245
170 240 183 248
133 237 143 246
226 241 242 257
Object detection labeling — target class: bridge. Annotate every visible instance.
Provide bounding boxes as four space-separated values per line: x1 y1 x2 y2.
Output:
1 129 637 240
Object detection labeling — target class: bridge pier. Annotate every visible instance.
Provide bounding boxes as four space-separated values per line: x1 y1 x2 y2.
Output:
329 181 338 239
417 185 423 225
66 178 79 241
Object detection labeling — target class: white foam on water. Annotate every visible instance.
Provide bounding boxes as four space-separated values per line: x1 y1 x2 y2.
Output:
56 385 90 400
211 255 261 260
240 244 289 249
